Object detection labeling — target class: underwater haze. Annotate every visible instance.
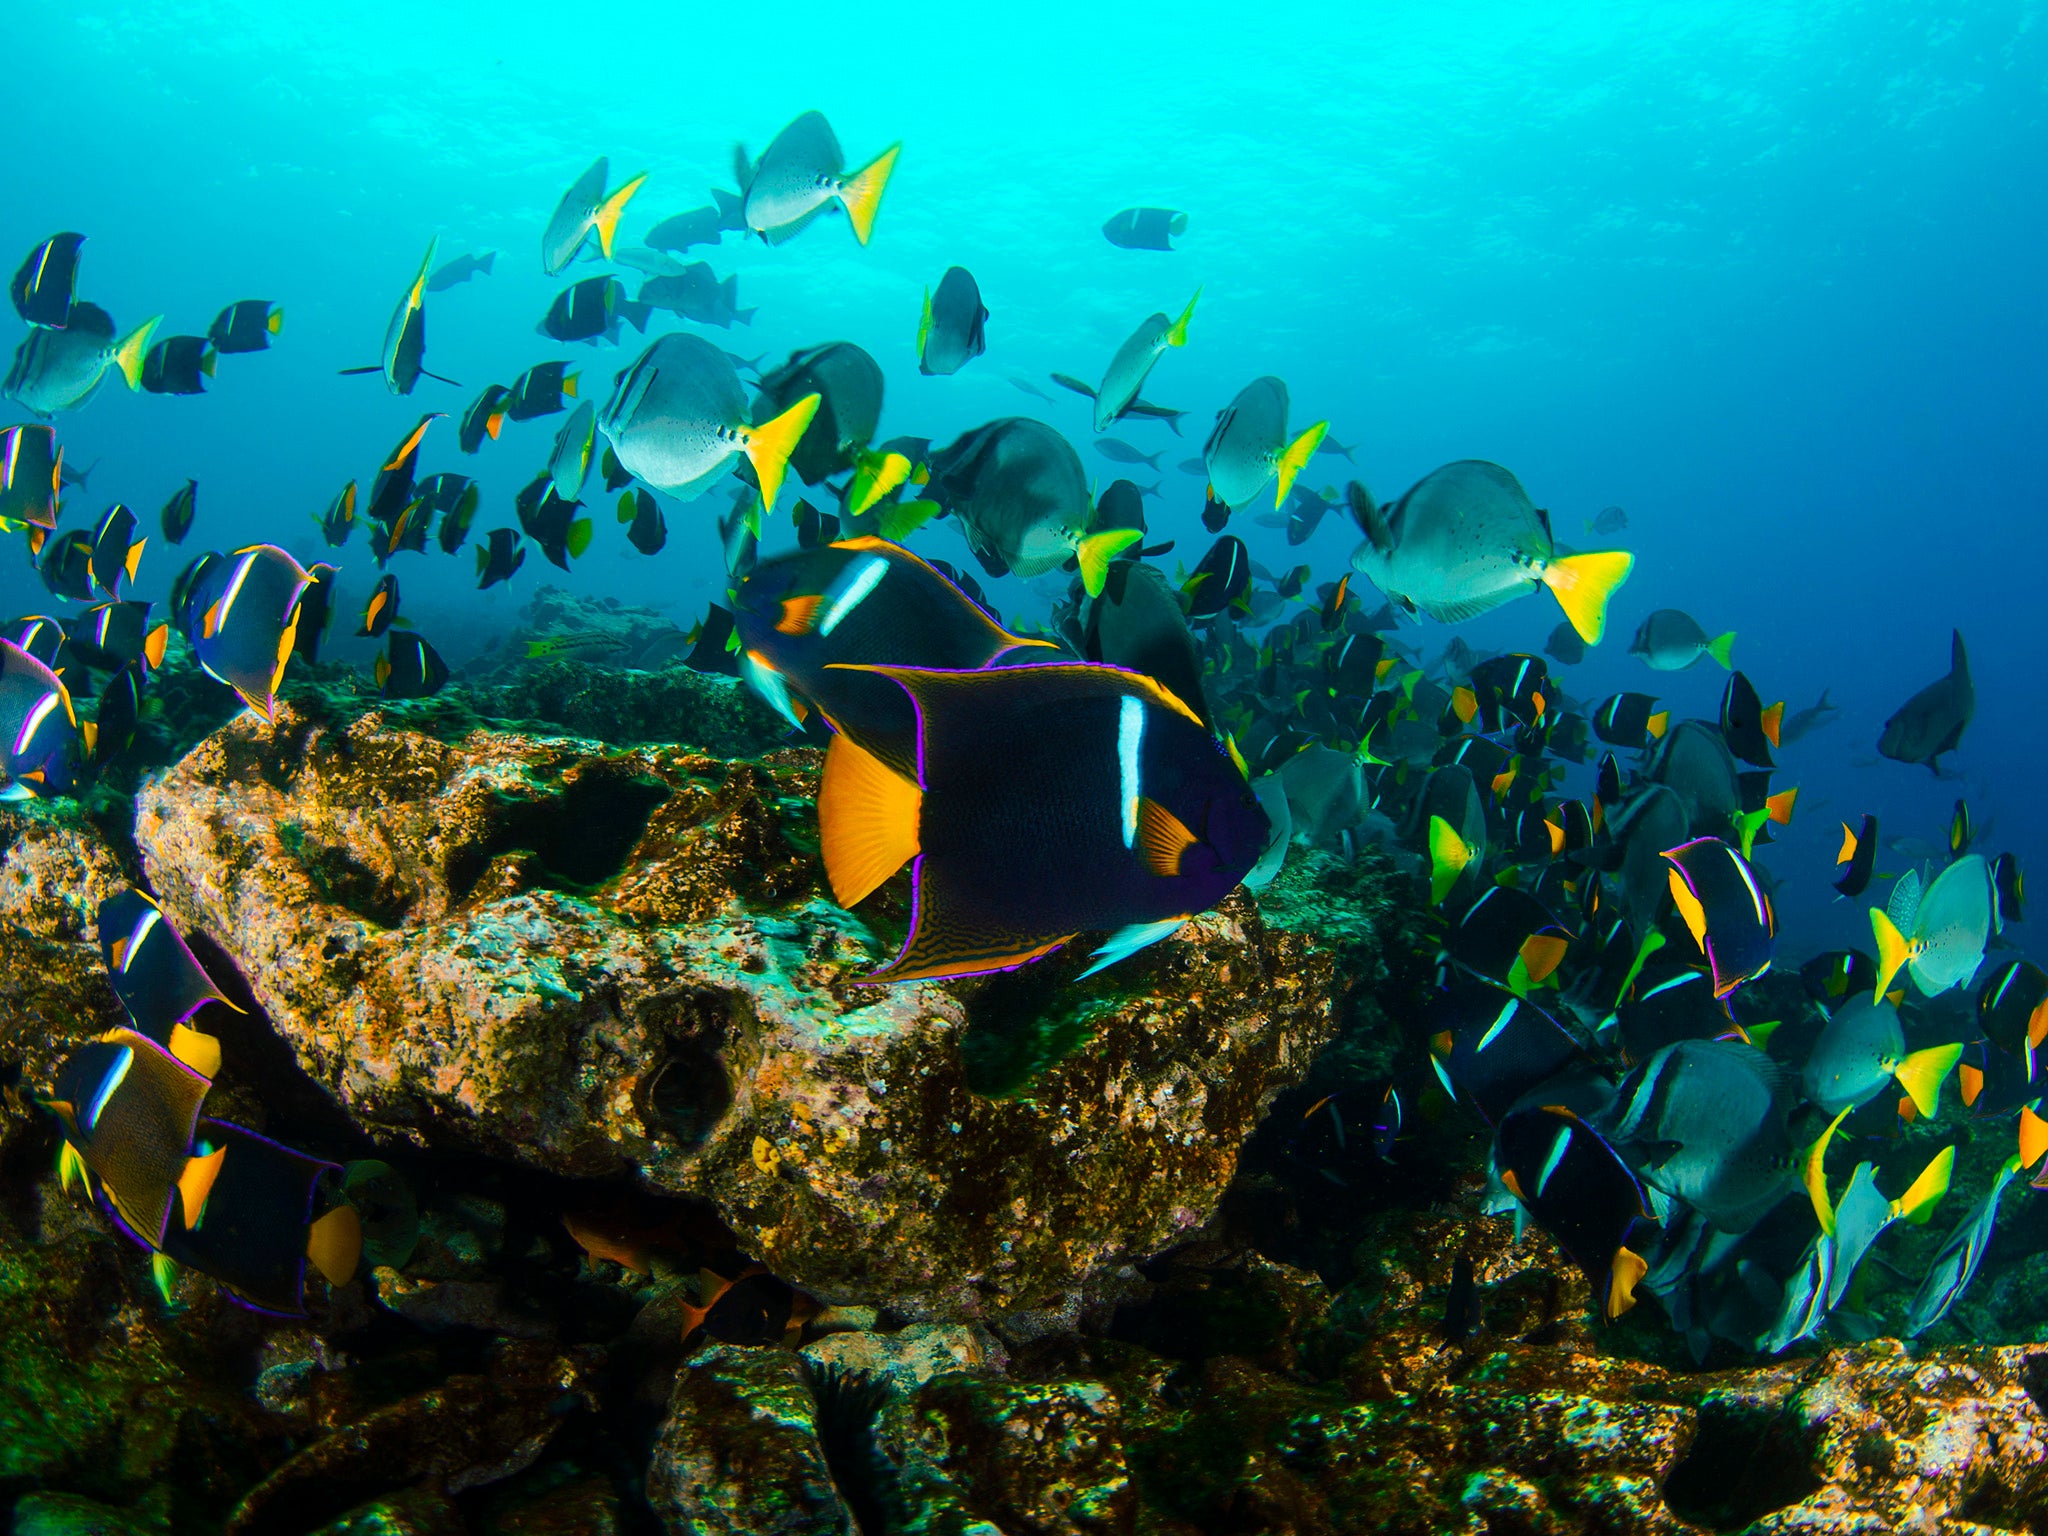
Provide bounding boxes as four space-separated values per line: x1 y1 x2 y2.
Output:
8 0 2044 943
13 3 2048 1529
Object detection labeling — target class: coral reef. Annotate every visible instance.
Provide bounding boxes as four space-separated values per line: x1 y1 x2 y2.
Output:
3 680 2045 1534
0 798 130 1129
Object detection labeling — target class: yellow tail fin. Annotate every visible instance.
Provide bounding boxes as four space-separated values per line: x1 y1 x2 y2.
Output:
176 1146 227 1229
1707 631 1736 669
2020 1104 2048 1170
1893 1042 1960 1119
268 307 284 335
113 316 162 389
1274 421 1327 507
1076 527 1143 599
1767 787 1798 825
1892 1144 1954 1225
849 449 913 516
819 731 922 906
742 392 821 517
594 173 648 257
1733 808 1768 861
1869 907 1916 1002
408 238 437 310
1543 550 1634 644
839 144 901 245
167 1021 222 1077
1165 288 1200 348
877 499 938 544
1607 1245 1647 1320
1804 1106 1852 1235
1428 815 1472 905
307 1203 363 1286
916 288 933 360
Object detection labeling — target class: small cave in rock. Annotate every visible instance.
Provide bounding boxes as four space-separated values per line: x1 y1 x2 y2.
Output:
448 768 670 903
1661 1396 1821 1531
637 1033 734 1151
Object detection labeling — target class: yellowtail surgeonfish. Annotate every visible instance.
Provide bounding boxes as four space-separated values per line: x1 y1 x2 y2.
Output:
1348 460 1633 644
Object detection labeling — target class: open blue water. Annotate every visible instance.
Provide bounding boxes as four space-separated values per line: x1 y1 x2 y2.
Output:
6 0 2044 944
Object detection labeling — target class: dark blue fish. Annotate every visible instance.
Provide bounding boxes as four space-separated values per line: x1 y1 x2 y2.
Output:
816 661 1265 980
1102 207 1187 251
208 299 282 353
0 638 83 800
11 232 85 327
733 537 1056 778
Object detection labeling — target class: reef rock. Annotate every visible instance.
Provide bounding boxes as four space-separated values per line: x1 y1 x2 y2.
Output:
0 798 130 1118
134 701 1339 1323
640 1207 2048 1536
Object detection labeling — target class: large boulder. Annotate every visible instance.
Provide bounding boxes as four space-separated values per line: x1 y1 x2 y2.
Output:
133 701 1339 1324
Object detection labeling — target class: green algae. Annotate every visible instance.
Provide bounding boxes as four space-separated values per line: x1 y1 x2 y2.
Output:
0 1223 233 1502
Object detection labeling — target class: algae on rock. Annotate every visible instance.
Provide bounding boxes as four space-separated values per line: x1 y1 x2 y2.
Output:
133 704 1340 1325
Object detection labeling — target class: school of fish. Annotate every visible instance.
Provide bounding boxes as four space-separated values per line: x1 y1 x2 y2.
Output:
1 112 2026 1350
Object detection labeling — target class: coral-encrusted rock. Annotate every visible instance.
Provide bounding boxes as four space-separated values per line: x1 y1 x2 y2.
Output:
647 1348 849 1536
0 798 130 1109
222 1341 592 1535
1725 1341 2048 1534
134 703 1338 1322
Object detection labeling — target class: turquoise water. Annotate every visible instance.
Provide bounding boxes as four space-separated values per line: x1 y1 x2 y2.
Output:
6 0 2045 936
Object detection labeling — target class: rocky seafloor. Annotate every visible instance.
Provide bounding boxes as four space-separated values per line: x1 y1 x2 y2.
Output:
4 614 2048 1536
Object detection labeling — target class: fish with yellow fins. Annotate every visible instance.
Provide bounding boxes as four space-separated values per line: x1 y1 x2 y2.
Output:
1348 461 1634 644
1204 375 1325 510
542 156 648 275
599 333 818 527
41 892 366 1315
4 300 158 414
338 239 457 395
1869 855 1995 1001
741 111 899 247
182 543 319 721
733 536 1057 772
